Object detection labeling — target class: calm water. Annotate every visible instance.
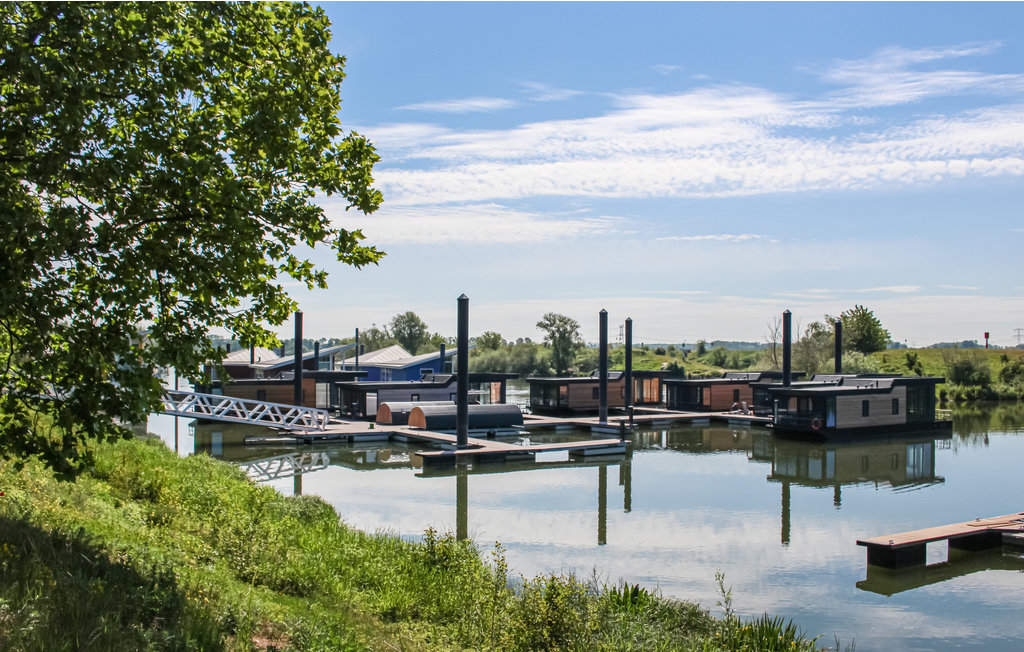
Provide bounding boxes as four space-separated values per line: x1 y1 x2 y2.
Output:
146 400 1024 651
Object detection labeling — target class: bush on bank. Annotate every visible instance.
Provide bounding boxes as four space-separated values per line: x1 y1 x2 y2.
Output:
0 437 825 651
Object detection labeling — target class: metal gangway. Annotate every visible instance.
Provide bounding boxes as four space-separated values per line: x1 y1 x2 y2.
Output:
239 452 331 482
160 390 330 431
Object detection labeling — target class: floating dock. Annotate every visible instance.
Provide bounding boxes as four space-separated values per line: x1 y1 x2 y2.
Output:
857 512 1024 569
244 419 628 467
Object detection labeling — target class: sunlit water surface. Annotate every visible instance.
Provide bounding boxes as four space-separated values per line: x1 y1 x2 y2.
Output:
146 400 1024 651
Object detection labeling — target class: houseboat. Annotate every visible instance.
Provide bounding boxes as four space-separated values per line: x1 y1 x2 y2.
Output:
527 370 670 415
664 370 805 413
766 374 950 437
335 372 517 419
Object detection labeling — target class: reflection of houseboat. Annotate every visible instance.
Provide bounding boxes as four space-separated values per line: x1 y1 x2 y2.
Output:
664 371 805 413
767 375 950 437
527 370 669 415
767 437 945 490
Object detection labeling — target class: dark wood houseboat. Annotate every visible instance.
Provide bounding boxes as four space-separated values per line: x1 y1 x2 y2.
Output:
664 370 806 413
527 370 669 415
766 374 950 437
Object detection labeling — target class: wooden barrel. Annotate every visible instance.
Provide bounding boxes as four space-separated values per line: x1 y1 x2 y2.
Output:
376 401 453 425
407 404 524 430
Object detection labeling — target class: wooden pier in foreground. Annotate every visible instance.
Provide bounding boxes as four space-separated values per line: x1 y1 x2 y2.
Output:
857 512 1024 569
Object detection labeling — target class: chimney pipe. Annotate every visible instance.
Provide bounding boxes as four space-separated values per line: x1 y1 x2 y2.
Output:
834 320 843 374
782 310 792 387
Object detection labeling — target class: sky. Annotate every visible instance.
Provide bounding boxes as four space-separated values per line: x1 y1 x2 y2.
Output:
283 2 1024 347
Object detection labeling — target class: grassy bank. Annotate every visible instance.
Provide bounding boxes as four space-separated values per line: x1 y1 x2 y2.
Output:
0 436 828 651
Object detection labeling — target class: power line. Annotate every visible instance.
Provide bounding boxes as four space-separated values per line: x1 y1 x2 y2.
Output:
1015 328 1024 346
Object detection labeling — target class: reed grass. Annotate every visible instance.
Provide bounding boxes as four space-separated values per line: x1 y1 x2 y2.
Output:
0 436 829 650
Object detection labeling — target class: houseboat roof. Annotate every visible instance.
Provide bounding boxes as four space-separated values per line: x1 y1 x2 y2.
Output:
368 347 463 370
222 347 280 365
665 370 806 385
334 372 516 392
248 343 357 371
527 369 668 385
766 375 944 397
357 344 412 365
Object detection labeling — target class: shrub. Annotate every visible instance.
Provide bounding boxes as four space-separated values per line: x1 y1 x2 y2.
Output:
942 349 991 387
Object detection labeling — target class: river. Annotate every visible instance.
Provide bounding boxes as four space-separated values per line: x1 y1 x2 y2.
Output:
145 399 1024 651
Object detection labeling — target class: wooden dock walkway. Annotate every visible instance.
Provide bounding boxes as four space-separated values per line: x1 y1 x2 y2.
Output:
857 512 1024 568
243 419 628 468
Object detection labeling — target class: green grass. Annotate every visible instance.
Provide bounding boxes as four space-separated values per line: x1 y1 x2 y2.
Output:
871 348 1024 402
0 436 831 651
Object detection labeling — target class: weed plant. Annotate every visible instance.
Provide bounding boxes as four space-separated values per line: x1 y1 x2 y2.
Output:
0 437 828 650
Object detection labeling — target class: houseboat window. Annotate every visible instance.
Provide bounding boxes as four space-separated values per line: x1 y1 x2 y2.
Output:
411 393 420 402
862 400 870 417
892 398 899 415
256 390 266 402
559 385 568 405
381 369 392 382
891 453 899 470
733 389 740 403
592 387 599 399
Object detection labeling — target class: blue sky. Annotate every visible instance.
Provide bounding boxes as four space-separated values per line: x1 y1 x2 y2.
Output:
285 2 1024 347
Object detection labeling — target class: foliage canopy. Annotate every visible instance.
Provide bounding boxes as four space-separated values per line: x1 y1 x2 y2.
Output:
536 313 582 376
0 2 382 474
389 312 430 355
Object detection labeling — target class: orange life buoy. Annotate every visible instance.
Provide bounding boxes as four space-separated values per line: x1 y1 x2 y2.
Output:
811 418 823 431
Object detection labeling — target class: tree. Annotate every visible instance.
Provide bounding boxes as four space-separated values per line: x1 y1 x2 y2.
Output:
389 312 429 355
536 313 582 376
840 305 890 354
359 326 395 353
475 331 505 351
1 3 382 475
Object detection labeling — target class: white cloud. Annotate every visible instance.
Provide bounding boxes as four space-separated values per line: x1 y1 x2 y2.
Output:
519 81 584 102
656 233 769 242
821 42 1024 107
396 96 518 113
853 285 922 294
367 58 1024 205
652 64 681 76
939 284 980 291
323 201 627 244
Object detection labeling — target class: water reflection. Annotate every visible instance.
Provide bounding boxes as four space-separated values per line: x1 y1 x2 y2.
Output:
145 404 1024 651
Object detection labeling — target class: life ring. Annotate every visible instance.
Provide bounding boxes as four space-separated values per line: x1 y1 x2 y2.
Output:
811 418 823 431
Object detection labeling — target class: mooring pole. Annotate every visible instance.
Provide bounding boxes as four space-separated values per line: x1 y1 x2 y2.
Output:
782 309 792 387
598 464 608 545
354 328 360 370
456 465 468 541
293 311 303 406
314 341 321 371
457 294 469 448
624 317 633 425
834 319 843 374
599 309 608 424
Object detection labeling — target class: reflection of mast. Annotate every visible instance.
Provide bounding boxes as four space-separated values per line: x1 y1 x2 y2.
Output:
294 472 302 496
456 463 468 541
619 460 632 513
781 480 791 545
598 464 607 545
833 483 841 508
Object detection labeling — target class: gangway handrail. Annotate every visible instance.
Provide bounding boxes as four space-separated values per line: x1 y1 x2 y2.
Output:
239 452 331 482
160 390 330 431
